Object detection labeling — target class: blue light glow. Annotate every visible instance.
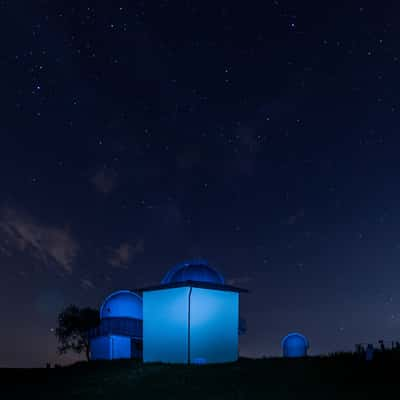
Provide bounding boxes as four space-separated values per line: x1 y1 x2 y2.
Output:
192 357 207 365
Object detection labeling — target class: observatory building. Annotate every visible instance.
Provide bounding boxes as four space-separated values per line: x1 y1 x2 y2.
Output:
139 260 247 364
281 332 309 358
89 290 143 360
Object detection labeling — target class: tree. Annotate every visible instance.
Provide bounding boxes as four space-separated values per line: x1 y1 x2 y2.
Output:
55 305 100 361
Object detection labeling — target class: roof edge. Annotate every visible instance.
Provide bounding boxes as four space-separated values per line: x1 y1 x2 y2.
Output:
136 280 249 293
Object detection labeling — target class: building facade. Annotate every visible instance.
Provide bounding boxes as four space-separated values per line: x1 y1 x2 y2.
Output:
141 261 247 364
89 290 143 360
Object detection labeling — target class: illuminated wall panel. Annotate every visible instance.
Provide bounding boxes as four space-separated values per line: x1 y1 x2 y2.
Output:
190 288 238 363
111 335 131 359
90 335 131 360
143 287 189 363
143 286 239 364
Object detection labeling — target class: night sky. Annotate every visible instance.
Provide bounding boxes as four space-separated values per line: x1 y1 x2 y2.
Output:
1 1 400 367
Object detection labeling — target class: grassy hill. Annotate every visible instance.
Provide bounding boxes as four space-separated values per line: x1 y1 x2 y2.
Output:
2 353 399 399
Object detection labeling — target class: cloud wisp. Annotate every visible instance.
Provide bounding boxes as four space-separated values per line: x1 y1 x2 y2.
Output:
0 207 79 273
108 239 144 269
227 276 253 286
91 168 117 194
80 279 95 290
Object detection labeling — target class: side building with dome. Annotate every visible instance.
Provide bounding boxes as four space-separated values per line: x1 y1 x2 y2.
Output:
139 260 247 364
281 332 309 358
88 290 143 360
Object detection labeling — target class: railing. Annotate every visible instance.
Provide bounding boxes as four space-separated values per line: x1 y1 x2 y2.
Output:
355 340 400 352
88 317 143 339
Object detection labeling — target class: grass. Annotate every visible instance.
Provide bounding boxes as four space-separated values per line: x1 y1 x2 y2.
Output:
2 352 400 399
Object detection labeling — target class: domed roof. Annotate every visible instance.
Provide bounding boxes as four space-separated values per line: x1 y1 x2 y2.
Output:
281 332 309 357
100 290 142 320
161 260 225 285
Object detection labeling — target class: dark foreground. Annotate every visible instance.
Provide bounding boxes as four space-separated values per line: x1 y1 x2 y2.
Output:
2 353 399 399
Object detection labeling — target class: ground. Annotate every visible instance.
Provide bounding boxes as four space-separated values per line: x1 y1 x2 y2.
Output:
1 353 399 399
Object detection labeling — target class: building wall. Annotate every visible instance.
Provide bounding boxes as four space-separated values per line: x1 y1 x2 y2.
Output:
190 288 238 363
143 287 189 363
90 335 131 360
143 287 239 364
88 317 142 339
91 336 112 360
111 335 131 359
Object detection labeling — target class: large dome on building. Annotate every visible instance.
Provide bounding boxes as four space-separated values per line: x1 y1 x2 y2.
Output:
161 260 225 285
100 290 143 320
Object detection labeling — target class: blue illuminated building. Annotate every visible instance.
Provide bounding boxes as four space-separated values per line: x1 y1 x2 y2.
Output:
281 332 309 358
89 290 143 360
140 260 247 364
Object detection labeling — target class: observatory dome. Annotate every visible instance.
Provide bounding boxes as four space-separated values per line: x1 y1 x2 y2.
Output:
161 260 225 284
100 290 143 320
281 332 309 358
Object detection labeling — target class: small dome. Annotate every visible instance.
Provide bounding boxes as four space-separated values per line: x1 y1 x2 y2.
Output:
162 260 224 284
281 332 309 358
100 290 142 320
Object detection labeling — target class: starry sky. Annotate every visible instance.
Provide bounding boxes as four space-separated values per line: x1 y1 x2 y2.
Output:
1 0 400 367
